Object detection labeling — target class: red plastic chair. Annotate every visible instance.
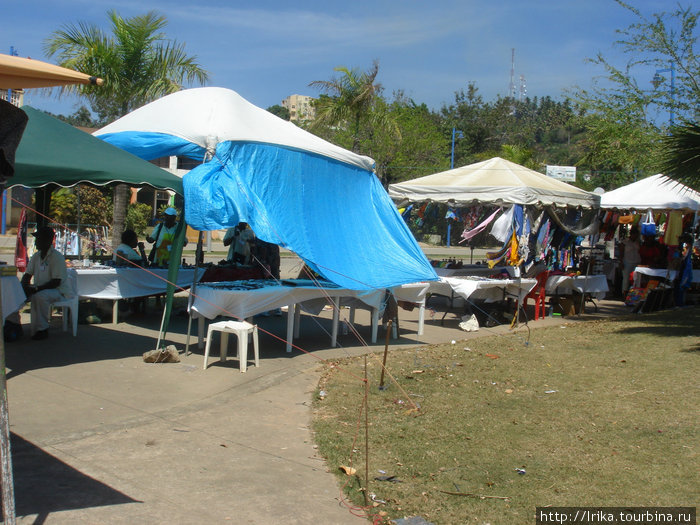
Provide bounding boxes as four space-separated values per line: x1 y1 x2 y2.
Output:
523 270 551 320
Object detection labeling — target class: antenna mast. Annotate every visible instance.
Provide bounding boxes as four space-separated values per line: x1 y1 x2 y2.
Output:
509 48 516 99
519 74 527 102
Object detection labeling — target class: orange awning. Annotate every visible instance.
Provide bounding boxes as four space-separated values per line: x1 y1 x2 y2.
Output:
0 53 103 89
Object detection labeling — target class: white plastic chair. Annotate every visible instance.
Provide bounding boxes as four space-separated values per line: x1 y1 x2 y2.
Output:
203 320 259 373
52 272 79 336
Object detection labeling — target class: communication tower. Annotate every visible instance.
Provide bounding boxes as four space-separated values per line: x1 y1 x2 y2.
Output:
519 74 527 101
509 48 516 99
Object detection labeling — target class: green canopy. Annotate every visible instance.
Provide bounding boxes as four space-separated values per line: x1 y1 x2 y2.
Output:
9 106 183 193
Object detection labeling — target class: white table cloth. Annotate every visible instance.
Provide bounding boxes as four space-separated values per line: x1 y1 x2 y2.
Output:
392 282 433 336
394 277 536 334
632 266 700 288
430 276 537 303
545 274 609 300
1 275 26 321
69 266 201 322
189 279 385 352
435 265 511 278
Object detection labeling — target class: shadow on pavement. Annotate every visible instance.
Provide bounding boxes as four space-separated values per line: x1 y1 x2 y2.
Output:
3 433 138 522
4 323 163 380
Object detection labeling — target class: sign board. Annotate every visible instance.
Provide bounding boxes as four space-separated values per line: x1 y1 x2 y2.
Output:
546 165 576 182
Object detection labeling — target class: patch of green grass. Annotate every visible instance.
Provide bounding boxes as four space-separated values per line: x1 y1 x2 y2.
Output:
312 309 700 524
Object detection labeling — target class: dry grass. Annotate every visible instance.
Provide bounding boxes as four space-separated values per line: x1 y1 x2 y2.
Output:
312 308 700 524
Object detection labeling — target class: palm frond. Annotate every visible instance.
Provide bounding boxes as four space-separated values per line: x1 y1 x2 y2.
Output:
660 122 700 190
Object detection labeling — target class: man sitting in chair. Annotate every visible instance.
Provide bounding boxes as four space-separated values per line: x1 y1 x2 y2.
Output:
21 226 72 340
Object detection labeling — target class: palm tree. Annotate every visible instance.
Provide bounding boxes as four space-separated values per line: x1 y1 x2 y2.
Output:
309 60 398 153
44 10 208 249
660 122 700 190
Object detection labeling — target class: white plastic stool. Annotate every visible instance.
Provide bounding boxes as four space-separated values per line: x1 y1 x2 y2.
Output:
203 320 259 373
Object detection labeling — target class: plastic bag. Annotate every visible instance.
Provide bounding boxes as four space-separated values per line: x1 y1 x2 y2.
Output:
640 210 656 236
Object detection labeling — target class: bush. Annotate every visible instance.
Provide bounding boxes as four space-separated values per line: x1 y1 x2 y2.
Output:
125 202 153 236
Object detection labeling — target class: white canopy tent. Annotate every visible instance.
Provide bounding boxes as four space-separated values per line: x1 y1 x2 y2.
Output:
95 87 437 290
388 157 600 209
600 174 700 212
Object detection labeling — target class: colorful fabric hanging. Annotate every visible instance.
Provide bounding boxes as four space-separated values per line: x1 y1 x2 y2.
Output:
14 207 27 272
460 207 501 242
508 230 520 266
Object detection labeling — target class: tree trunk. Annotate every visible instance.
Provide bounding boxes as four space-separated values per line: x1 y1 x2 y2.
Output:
111 184 129 251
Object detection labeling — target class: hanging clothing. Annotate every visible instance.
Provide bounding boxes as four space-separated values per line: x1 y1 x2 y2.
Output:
460 207 501 242
490 206 515 243
664 210 683 247
15 207 27 272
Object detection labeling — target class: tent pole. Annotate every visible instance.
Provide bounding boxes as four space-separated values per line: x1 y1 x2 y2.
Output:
76 185 81 257
185 231 204 356
579 245 593 316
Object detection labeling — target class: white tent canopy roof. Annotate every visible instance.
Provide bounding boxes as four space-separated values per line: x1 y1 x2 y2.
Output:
600 174 700 212
96 87 374 172
388 157 599 208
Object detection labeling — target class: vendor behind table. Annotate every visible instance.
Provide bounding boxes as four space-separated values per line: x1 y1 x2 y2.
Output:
146 206 187 266
114 229 147 267
223 222 256 265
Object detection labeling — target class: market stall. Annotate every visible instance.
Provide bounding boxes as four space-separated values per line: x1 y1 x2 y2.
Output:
600 174 699 304
68 265 201 323
388 157 601 323
189 279 386 352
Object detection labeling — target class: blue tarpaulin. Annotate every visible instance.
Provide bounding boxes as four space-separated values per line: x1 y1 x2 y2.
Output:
97 88 437 290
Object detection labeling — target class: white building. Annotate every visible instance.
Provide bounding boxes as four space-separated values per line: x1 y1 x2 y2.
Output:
281 94 315 122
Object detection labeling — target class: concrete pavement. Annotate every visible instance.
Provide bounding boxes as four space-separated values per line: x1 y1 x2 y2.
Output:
1 286 633 524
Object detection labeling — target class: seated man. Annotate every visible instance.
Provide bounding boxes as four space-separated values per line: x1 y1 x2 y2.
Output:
114 229 147 267
21 226 73 340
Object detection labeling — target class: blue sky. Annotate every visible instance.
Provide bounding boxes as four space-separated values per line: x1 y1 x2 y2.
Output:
3 0 676 117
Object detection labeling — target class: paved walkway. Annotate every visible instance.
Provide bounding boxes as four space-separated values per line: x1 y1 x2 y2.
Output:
2 287 632 524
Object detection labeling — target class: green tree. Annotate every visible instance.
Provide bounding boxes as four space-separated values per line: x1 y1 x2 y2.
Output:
266 104 290 121
439 85 582 170
44 10 208 251
125 202 153 236
49 188 77 225
371 93 448 184
308 60 398 153
56 106 101 128
77 185 112 226
48 185 111 226
569 1 699 187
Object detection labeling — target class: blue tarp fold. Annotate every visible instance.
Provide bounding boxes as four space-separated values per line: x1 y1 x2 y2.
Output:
183 141 436 290
99 132 437 290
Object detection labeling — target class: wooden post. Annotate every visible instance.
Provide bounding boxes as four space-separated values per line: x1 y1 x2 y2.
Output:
379 320 392 390
0 280 16 524
363 355 369 508
185 231 204 356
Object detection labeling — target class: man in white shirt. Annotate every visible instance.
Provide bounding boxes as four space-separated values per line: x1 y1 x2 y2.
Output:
21 226 72 340
223 222 255 264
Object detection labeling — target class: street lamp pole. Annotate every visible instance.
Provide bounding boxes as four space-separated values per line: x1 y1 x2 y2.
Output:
652 61 675 127
450 127 463 169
